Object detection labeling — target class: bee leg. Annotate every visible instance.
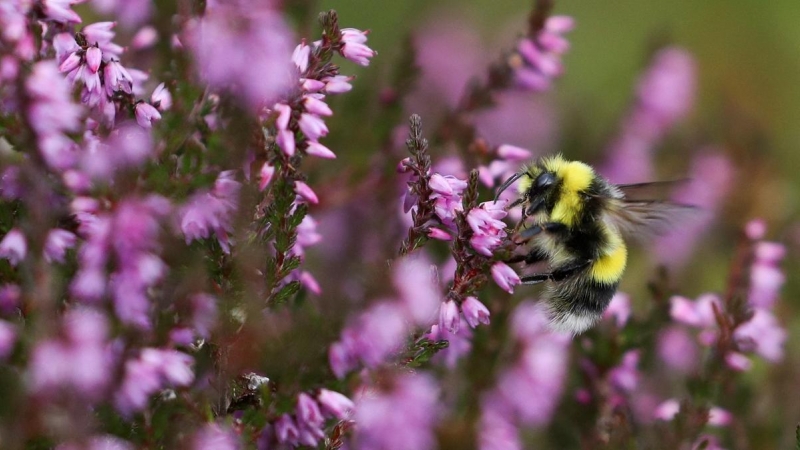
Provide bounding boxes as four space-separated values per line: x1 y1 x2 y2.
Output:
505 249 547 265
519 260 591 285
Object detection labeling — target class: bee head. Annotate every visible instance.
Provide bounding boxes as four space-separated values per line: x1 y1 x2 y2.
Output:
522 171 558 216
494 169 560 217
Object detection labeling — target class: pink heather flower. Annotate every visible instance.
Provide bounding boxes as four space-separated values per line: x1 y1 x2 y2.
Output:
317 389 354 419
179 171 240 252
259 162 276 191
354 373 440 450
277 129 296 157
189 293 218 338
42 0 83 23
749 241 786 309
468 202 508 256
86 46 102 72
439 300 460 334
292 42 311 73
83 21 116 47
305 141 336 159
602 292 631 327
462 296 490 328
493 301 571 426
429 174 468 229
56 435 135 450
734 308 786 362
330 302 408 375
44 228 77 263
185 6 294 111
132 26 158 49
725 351 752 371
393 255 440 325
708 407 733 427
601 48 696 183
496 144 532 162
59 52 81 73
654 151 733 266
104 60 134 96
115 348 194 414
296 393 325 429
425 324 473 368
341 28 369 44
30 308 114 401
657 325 699 374
294 180 319 204
328 341 356 379
339 28 376 66
298 113 329 142
427 227 451 240
323 75 354 94
275 414 299 445
151 82 172 111
653 399 680 421
0 284 21 313
303 95 333 116
745 219 767 240
0 229 26 265
0 320 16 359
608 350 641 392
292 215 322 257
135 102 161 128
192 423 241 450
26 61 83 134
301 78 326 92
91 0 152 28
478 398 523 450
491 262 520 293
669 294 720 329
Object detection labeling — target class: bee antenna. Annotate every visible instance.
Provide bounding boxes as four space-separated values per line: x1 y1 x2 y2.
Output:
494 172 523 203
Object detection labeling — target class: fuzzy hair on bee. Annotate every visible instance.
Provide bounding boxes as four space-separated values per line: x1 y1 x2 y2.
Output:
495 154 694 334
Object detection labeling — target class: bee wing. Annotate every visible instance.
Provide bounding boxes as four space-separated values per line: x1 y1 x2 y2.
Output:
603 198 700 241
615 179 690 201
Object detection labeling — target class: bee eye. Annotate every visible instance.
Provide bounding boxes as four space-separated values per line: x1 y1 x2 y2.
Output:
535 173 556 189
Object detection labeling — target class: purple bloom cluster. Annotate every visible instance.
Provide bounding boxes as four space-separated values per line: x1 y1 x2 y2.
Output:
354 373 440 450
668 221 787 370
513 16 575 91
329 255 439 377
268 389 354 448
179 171 241 252
601 47 696 183
479 302 570 449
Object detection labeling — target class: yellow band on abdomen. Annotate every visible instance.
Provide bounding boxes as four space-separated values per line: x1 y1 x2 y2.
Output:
590 243 628 285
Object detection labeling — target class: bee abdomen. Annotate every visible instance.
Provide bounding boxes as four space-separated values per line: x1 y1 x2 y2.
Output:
545 276 619 334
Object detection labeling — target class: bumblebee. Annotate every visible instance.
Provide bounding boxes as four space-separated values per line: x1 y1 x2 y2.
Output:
496 155 691 334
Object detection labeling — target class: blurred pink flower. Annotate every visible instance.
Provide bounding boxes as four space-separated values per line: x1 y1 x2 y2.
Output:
185 5 294 111
657 325 699 374
601 47 696 183
654 151 733 267
393 255 440 325
602 292 631 327
439 300 460 333
317 389 354 419
354 373 440 450
192 423 241 450
0 320 16 359
734 308 786 362
0 228 26 266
